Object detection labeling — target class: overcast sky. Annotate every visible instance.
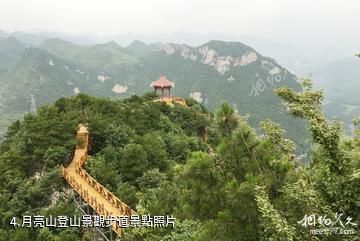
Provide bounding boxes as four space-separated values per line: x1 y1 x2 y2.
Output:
1 0 359 48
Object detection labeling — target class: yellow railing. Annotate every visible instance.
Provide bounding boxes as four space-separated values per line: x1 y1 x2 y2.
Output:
61 125 136 237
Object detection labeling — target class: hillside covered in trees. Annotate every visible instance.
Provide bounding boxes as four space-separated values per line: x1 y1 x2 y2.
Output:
0 82 359 241
0 37 308 154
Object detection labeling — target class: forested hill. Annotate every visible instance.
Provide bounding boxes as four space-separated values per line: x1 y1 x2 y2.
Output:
0 83 359 240
0 38 308 153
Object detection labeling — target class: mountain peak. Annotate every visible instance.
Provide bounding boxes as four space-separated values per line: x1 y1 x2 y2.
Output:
41 38 79 47
200 40 257 57
128 40 147 48
102 41 121 49
0 36 23 48
20 47 52 61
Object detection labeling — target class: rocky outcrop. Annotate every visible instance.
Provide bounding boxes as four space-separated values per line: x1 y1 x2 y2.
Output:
112 84 128 94
161 43 258 74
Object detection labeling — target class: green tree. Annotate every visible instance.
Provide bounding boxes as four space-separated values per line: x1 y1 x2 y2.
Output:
255 186 296 241
136 132 168 171
216 101 238 136
177 152 222 220
276 79 360 220
120 143 148 183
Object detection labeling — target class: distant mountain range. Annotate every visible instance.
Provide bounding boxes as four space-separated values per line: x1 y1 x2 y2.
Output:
2 29 356 74
1 31 356 153
313 56 360 130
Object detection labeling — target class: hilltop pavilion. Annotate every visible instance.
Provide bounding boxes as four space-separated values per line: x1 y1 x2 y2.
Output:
150 75 186 106
150 74 175 99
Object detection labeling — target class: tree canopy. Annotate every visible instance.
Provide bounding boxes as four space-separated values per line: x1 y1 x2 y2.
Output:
0 84 358 241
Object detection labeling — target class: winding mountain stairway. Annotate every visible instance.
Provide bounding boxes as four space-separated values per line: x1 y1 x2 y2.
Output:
61 125 136 237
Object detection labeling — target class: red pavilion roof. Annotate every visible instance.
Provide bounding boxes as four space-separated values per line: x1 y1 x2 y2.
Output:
151 75 175 88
